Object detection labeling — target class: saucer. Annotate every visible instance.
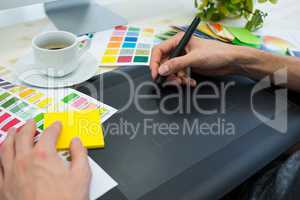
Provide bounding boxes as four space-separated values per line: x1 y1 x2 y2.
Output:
13 52 98 88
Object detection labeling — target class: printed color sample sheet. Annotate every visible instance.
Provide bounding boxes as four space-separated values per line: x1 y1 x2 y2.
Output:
0 77 117 145
0 77 118 199
92 25 156 66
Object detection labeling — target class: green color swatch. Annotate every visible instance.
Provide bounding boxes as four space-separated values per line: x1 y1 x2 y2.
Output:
1 97 18 108
134 56 149 63
10 102 28 113
62 93 79 103
128 27 140 32
34 113 44 123
0 92 10 102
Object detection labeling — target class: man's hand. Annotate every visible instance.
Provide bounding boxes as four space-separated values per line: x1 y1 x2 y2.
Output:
150 32 243 86
0 120 91 200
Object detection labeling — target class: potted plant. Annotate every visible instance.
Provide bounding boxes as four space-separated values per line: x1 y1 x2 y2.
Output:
194 0 278 31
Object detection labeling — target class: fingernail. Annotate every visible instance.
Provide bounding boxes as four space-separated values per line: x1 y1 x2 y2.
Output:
72 137 85 152
159 64 170 76
52 121 62 129
72 137 81 145
8 127 16 134
191 80 197 87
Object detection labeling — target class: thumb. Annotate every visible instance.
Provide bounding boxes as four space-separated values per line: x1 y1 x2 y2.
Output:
70 137 90 176
158 54 192 76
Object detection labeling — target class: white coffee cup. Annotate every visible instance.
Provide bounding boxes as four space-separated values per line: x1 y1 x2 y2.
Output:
32 31 91 77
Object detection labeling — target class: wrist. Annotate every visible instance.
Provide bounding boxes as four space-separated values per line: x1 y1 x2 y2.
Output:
230 45 283 78
231 46 262 75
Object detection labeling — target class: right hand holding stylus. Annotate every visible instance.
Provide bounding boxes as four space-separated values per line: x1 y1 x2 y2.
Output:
150 32 242 86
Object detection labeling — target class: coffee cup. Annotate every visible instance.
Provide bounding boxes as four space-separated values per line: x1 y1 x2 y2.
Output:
32 31 91 77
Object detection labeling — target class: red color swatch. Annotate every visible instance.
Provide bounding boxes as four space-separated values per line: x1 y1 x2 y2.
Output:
0 113 11 123
118 56 132 63
115 26 128 31
2 118 21 132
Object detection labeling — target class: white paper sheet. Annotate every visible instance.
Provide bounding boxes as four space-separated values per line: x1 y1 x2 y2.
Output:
88 157 118 200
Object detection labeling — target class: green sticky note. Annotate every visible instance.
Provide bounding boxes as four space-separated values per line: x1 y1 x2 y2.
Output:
225 26 262 47
232 38 261 49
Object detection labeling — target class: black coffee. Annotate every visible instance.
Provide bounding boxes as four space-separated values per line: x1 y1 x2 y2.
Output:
41 43 71 50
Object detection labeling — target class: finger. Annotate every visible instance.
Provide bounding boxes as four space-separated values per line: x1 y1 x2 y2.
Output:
157 32 185 55
70 137 90 176
165 75 182 86
36 121 61 153
175 69 197 87
150 33 184 79
0 128 16 174
150 46 161 80
15 120 36 156
180 76 197 87
158 53 194 76
177 70 187 78
0 166 3 187
0 162 3 187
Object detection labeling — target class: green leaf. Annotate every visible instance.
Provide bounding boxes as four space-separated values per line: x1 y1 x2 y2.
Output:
231 0 242 4
219 4 230 16
194 0 198 8
269 0 278 4
194 0 278 31
245 9 266 31
245 0 254 12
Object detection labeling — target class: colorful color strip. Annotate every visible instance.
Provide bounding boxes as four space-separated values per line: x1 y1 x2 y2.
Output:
62 93 80 104
2 118 21 131
1 97 19 108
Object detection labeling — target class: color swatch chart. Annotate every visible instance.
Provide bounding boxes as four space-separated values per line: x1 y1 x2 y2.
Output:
42 88 117 123
0 77 117 145
0 77 119 200
95 25 156 66
260 35 295 55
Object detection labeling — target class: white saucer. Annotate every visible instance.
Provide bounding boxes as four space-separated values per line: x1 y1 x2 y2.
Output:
13 52 98 88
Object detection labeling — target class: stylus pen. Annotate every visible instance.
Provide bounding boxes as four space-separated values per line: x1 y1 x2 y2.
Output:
155 16 201 85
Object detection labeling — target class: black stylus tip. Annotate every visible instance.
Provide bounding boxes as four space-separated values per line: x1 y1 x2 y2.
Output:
155 75 167 85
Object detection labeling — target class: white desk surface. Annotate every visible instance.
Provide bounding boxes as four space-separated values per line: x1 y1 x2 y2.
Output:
0 0 300 75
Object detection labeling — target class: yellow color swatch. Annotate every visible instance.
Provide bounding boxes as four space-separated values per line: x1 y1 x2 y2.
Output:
101 56 117 64
105 49 119 55
143 28 154 33
141 32 154 37
37 98 52 108
27 92 44 103
19 88 35 98
44 109 104 150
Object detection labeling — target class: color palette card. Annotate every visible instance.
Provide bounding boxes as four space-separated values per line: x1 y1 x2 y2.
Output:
92 25 157 66
39 88 117 123
0 77 117 142
207 23 234 42
260 35 295 55
0 76 119 199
